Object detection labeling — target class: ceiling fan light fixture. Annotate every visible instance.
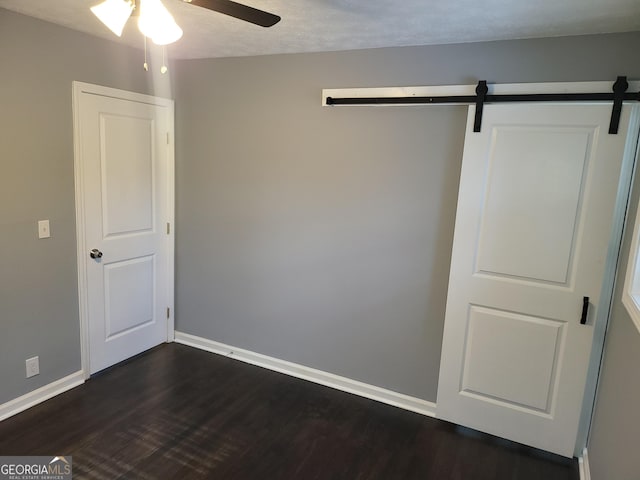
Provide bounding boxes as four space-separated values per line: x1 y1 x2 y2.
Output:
138 0 183 45
90 0 134 37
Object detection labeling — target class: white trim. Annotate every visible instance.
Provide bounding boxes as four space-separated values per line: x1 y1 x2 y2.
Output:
73 81 175 106
621 118 640 334
72 81 175 378
322 80 640 106
579 448 592 480
165 101 176 342
0 371 84 422
73 82 90 379
174 331 437 417
621 290 640 333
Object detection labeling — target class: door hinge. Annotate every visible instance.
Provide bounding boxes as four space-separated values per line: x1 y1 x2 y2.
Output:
166 222 171 235
166 132 170 144
167 307 170 319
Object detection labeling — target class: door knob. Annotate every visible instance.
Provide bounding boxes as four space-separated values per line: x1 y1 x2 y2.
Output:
90 249 103 259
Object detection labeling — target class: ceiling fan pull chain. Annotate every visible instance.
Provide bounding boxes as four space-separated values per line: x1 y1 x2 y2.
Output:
143 35 149 71
161 46 168 74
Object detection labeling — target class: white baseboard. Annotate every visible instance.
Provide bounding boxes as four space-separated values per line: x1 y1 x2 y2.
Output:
174 331 437 418
0 371 85 422
579 448 591 480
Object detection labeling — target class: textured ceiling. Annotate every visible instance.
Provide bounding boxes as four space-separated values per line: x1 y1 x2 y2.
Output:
1 0 639 59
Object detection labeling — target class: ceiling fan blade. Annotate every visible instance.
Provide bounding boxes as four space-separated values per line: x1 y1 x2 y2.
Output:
186 0 281 27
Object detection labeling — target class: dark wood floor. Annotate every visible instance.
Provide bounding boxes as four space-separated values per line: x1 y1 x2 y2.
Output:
0 344 579 479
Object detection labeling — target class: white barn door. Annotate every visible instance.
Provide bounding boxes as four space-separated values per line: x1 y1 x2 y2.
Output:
437 103 634 457
74 82 175 375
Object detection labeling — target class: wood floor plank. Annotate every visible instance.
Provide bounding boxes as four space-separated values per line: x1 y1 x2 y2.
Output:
0 344 579 479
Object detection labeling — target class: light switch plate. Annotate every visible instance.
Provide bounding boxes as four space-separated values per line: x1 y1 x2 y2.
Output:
38 220 50 239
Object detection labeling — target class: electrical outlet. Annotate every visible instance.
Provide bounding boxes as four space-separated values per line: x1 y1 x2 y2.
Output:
26 356 39 378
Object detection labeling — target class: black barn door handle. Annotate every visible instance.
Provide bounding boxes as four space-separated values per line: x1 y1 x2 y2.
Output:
580 296 589 325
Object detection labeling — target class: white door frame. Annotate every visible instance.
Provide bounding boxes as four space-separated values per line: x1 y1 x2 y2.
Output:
324 80 640 456
72 81 175 380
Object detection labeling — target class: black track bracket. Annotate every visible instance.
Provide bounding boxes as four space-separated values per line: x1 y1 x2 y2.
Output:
609 76 629 134
474 81 488 132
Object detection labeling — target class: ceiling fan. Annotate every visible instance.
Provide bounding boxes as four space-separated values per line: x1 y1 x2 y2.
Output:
185 0 281 28
91 0 280 46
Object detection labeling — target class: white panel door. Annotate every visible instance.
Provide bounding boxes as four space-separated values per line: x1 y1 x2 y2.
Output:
437 103 634 457
75 84 174 375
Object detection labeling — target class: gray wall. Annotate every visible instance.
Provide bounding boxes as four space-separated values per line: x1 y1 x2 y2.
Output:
0 9 171 404
174 32 640 402
588 162 640 479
